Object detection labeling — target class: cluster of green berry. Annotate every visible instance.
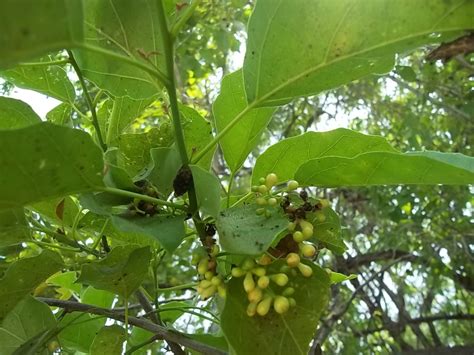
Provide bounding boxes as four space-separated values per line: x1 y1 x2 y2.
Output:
251 173 282 217
194 245 226 299
231 258 298 316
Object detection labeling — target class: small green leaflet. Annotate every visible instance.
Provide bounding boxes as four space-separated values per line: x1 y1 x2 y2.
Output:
90 325 127 355
0 97 41 129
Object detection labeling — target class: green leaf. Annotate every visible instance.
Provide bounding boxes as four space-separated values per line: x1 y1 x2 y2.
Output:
309 208 346 255
252 128 395 185
142 147 182 196
0 122 104 211
328 270 357 284
0 250 63 320
47 271 82 294
77 245 151 297
216 204 288 255
0 208 30 247
0 0 83 69
395 65 417 82
190 165 221 219
90 325 126 355
58 287 115 353
30 196 79 227
111 215 186 253
46 103 73 127
104 149 136 190
213 70 275 172
181 105 215 169
243 0 473 106
106 96 155 145
74 0 166 98
1 59 75 102
0 97 41 129
0 296 56 355
295 151 474 187
221 261 330 354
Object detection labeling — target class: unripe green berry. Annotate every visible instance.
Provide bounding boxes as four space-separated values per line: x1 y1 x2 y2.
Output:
314 211 326 222
265 210 272 218
282 287 295 296
210 245 220 256
320 199 330 208
256 208 266 215
293 231 305 243
256 197 267 205
257 185 268 194
301 244 317 258
200 285 217 299
259 177 266 185
265 173 278 188
274 296 290 314
251 185 259 192
287 180 299 191
243 272 255 292
289 297 297 307
199 279 212 288
247 287 263 303
270 273 289 286
247 302 257 317
286 253 301 268
197 259 208 275
211 276 222 286
242 258 256 271
258 254 273 266
252 267 266 277
268 197 277 206
257 275 270 289
297 263 313 277
287 222 296 232
231 267 245 278
204 271 214 280
256 296 273 316
299 219 314 238
217 285 226 298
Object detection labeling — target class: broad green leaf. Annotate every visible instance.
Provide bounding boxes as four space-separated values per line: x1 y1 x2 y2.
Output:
128 327 155 355
216 204 288 255
0 250 63 320
0 296 56 355
104 149 136 190
0 208 30 247
46 103 73 127
79 192 130 216
190 165 221 219
1 59 75 102
160 301 189 324
221 261 330 354
74 0 166 98
252 128 396 185
213 70 275 172
90 325 126 355
78 212 161 248
58 286 115 352
0 97 41 129
328 270 357 284
77 245 151 297
111 215 186 253
181 105 215 169
0 123 104 211
141 147 182 196
0 0 83 69
309 208 346 255
243 0 473 106
106 96 155 145
295 151 474 187
117 127 172 178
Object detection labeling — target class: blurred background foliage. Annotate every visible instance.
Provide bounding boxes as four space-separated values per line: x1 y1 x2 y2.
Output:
0 0 472 353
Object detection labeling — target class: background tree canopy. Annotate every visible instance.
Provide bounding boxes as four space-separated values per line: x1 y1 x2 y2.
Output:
0 0 472 354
